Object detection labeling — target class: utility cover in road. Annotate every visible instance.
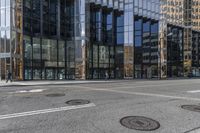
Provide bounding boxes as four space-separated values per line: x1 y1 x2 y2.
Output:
181 105 200 113
66 99 90 106
45 93 66 97
120 116 160 131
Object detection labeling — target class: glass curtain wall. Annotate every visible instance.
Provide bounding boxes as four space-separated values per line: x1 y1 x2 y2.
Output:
115 11 124 79
74 0 88 79
88 4 100 79
150 21 159 78
192 31 200 77
24 35 32 80
142 19 151 79
88 4 122 79
124 0 134 78
0 0 11 80
32 37 41 80
167 25 184 77
134 17 142 78
41 39 57 80
134 16 159 79
124 0 160 79
0 0 23 80
23 0 75 80
63 0 75 80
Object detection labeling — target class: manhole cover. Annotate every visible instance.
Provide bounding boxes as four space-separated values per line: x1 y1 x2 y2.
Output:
46 93 65 97
120 116 160 131
66 99 90 105
181 105 200 112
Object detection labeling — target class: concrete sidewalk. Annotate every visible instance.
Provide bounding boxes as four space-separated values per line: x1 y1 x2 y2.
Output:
0 80 115 87
1 78 198 87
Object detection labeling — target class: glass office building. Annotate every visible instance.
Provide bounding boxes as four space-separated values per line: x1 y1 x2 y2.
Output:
0 0 200 80
124 0 160 78
0 0 124 80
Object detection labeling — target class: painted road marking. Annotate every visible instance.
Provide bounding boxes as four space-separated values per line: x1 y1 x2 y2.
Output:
74 86 200 102
116 82 200 89
29 89 46 93
9 89 46 94
75 82 199 90
187 90 200 93
184 127 200 133
93 89 200 101
0 103 95 120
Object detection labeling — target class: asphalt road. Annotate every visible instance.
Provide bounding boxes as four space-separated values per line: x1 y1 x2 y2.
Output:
1 79 200 133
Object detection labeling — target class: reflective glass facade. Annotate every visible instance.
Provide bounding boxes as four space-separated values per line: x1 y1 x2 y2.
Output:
0 0 23 80
124 0 160 79
88 4 124 79
1 0 200 80
167 25 184 77
22 0 75 80
160 0 200 78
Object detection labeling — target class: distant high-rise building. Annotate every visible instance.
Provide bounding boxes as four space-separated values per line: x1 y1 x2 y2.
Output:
192 0 200 31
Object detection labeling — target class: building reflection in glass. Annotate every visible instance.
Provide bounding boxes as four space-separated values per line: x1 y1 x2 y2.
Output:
134 16 159 79
88 3 124 79
167 25 184 77
23 0 75 80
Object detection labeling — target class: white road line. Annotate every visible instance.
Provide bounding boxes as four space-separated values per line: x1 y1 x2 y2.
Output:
76 85 200 101
75 82 199 90
0 103 95 120
92 89 200 101
9 89 46 94
115 82 200 89
73 84 200 101
184 127 200 133
187 90 200 93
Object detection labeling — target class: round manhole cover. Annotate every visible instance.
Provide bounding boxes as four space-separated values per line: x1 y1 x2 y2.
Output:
66 99 90 105
120 116 160 131
181 105 200 112
46 93 65 97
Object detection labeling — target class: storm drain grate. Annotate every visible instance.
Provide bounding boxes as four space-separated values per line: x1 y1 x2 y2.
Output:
45 93 66 97
66 99 90 105
181 105 200 112
120 116 160 131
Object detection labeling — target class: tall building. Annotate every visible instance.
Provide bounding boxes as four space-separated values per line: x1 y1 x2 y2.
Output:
0 0 200 80
160 0 200 77
0 0 124 80
192 0 200 31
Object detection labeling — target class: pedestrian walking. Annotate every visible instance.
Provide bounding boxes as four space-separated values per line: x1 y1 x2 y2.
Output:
105 71 109 80
6 71 12 83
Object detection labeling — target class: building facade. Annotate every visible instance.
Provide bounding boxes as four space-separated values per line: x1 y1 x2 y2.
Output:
0 0 200 80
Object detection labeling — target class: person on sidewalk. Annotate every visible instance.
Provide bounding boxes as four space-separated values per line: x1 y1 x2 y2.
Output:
6 71 12 83
105 71 109 80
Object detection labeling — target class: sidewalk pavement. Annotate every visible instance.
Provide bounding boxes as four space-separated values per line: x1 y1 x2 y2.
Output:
0 80 115 87
1 78 199 87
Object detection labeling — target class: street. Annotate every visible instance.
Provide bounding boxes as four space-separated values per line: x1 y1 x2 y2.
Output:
1 79 200 133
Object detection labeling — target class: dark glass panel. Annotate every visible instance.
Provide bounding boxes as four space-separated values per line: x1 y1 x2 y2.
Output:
32 37 41 80
135 19 142 30
167 25 184 77
32 1 40 19
143 21 150 32
24 36 32 80
135 36 142 46
66 41 75 79
32 19 40 35
151 23 158 34
58 40 65 79
117 33 124 44
42 39 57 80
